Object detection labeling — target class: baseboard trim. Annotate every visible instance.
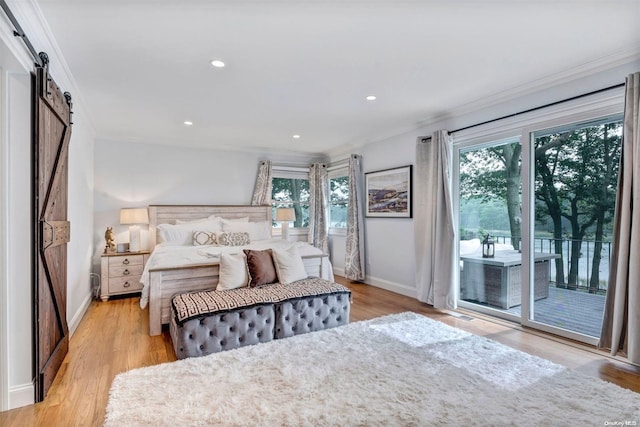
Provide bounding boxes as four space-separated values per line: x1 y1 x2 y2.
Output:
365 275 417 298
8 382 33 410
333 267 418 299
68 292 92 337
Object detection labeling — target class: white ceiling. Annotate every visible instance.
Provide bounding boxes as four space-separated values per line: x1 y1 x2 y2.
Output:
33 0 640 155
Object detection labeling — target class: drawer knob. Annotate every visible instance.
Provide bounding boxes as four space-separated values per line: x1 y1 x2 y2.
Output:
123 269 130 275
123 281 131 288
122 259 130 265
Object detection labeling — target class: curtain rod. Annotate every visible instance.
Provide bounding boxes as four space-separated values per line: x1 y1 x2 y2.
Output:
421 82 625 142
0 0 44 67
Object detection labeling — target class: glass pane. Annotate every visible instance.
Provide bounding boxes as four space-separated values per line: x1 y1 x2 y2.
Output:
532 118 622 338
459 139 522 310
330 176 349 228
272 178 309 228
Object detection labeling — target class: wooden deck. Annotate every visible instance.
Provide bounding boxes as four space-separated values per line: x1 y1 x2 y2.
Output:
503 287 606 337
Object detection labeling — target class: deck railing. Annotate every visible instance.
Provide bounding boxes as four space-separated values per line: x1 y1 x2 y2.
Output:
491 235 611 294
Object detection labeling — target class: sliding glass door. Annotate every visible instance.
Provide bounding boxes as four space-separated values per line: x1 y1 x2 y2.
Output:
458 138 522 316
455 112 623 344
527 117 622 340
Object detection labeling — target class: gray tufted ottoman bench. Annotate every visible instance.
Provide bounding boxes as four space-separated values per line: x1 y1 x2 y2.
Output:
170 278 351 359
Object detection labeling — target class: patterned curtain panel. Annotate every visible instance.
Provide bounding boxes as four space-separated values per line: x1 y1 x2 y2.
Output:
599 72 640 364
308 163 329 253
345 154 365 281
414 130 456 309
251 160 272 206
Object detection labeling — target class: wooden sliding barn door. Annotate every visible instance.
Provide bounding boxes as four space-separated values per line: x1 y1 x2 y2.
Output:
33 60 73 402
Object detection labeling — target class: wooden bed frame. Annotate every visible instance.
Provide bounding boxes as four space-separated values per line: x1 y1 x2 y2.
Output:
146 205 327 336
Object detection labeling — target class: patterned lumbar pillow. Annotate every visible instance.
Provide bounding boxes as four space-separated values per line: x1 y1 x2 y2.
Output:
218 232 251 246
192 230 218 246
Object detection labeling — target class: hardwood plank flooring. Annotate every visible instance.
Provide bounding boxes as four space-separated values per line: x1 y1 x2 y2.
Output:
1 277 638 426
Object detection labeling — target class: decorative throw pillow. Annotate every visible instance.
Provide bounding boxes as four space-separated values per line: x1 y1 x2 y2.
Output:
218 232 251 246
272 245 308 285
244 249 278 287
217 252 249 290
192 230 217 246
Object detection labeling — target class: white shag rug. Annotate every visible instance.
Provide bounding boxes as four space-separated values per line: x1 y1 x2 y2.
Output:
104 312 639 426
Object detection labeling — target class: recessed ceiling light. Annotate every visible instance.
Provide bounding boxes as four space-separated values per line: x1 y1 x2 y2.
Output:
366 95 377 101
184 121 193 126
293 134 301 139
210 59 225 68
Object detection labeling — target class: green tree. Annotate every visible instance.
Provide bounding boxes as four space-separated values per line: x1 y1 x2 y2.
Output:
534 122 621 291
460 142 521 249
271 178 309 227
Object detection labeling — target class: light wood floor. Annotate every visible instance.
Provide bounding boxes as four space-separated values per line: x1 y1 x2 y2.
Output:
2 277 639 426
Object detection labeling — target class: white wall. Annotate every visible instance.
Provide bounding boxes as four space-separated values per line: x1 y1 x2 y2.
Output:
92 140 321 272
66 106 96 333
329 60 640 299
5 70 32 409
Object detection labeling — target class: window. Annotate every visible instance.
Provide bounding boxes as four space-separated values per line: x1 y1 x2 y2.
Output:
329 175 349 228
271 166 309 228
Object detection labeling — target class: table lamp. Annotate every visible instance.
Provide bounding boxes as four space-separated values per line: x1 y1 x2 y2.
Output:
276 208 296 240
120 208 149 252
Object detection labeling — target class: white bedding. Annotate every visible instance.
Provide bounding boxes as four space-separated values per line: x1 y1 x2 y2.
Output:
139 239 333 308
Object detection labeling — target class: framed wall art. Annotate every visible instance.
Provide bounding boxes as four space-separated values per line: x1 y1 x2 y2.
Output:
365 165 412 218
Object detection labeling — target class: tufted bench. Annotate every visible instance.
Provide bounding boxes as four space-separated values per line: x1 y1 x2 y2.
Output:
170 278 351 359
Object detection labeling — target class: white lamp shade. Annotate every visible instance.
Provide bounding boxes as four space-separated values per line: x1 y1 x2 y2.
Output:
120 208 149 225
275 208 296 222
120 208 148 252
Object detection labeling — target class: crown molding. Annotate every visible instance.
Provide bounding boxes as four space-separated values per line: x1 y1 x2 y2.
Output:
416 46 640 131
331 46 640 156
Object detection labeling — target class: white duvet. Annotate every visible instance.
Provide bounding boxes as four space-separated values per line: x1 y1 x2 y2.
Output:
139 239 334 308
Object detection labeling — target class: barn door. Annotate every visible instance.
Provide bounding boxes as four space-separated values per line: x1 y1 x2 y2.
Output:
33 58 73 402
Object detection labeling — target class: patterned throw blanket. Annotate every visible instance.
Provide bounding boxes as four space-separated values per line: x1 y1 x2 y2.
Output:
172 278 351 325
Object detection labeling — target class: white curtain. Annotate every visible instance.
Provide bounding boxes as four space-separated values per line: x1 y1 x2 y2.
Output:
308 163 329 253
599 72 640 364
414 130 456 309
251 160 272 206
345 154 365 281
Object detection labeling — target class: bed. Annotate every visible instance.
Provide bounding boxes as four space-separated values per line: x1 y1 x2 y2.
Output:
141 205 334 336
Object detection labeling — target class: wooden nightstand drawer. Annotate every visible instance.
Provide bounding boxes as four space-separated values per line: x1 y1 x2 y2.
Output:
108 276 143 293
108 264 144 278
101 251 150 301
108 254 144 267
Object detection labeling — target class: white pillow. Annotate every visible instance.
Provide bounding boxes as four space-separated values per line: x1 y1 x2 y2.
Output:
272 245 308 285
216 252 249 290
158 219 222 245
220 217 249 229
224 221 272 241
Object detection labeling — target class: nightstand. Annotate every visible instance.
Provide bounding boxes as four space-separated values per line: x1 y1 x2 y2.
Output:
100 251 150 301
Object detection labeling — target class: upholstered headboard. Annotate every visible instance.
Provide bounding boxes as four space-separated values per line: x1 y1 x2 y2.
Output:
148 205 272 248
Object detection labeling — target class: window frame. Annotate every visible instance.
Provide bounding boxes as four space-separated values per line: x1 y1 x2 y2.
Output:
271 165 310 233
328 166 349 235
